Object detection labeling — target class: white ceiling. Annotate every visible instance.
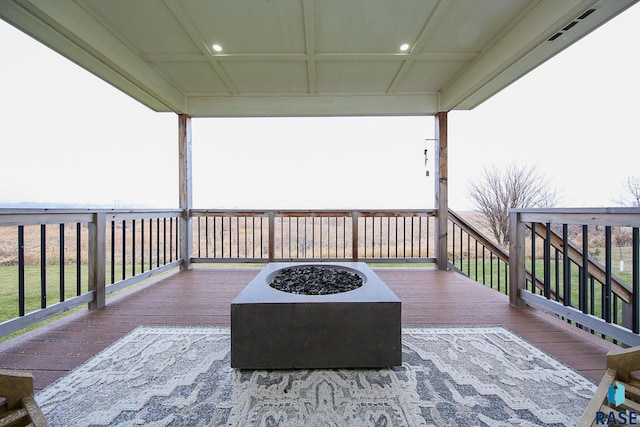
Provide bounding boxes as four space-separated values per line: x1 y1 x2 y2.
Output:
1 0 637 117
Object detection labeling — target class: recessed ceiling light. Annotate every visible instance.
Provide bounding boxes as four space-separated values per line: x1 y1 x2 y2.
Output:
212 44 223 52
400 43 410 52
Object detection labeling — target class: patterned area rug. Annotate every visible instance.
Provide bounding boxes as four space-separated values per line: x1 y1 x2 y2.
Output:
36 326 595 426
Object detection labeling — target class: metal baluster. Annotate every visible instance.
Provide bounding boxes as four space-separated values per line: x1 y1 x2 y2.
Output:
60 223 65 301
122 220 126 281
452 224 456 267
141 219 145 274
132 220 136 276
497 258 501 293
364 217 368 258
76 223 82 296
632 227 639 333
467 232 470 276
581 225 588 313
213 216 218 258
41 224 47 308
221 217 225 259
156 218 160 268
490 252 494 289
554 249 560 302
204 216 208 258
474 240 478 281
604 226 612 323
531 224 536 293
110 221 115 283
197 217 201 258
236 217 240 259
563 224 570 306
544 223 551 299
18 226 25 316
163 217 167 265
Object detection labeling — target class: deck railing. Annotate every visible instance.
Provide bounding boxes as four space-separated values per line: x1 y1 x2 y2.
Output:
5 206 640 346
190 209 436 263
510 208 640 347
0 209 182 336
447 209 510 295
0 208 436 337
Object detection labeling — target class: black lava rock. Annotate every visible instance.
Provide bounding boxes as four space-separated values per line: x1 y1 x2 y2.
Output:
269 266 363 295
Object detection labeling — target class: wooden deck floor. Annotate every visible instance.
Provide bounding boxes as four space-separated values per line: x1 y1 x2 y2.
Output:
0 267 618 391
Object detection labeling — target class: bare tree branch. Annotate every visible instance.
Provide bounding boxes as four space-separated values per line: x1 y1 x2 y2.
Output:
626 176 640 207
467 163 559 246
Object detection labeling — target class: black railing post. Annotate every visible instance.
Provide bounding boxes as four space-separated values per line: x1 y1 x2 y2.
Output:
60 223 65 302
581 225 589 313
543 223 551 299
530 224 536 293
563 224 571 306
18 225 25 316
604 226 612 323
40 224 47 309
76 222 82 296
633 227 639 333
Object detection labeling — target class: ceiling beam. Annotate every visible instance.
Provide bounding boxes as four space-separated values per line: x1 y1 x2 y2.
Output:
186 94 439 118
302 0 316 95
144 52 476 63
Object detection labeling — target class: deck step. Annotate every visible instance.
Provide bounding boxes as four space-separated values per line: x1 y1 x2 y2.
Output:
0 370 48 427
579 346 640 426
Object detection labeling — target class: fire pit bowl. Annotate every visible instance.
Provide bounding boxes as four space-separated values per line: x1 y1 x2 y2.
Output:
231 262 401 369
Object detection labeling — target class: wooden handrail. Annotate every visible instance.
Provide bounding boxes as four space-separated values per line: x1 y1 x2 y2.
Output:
448 210 559 300
447 209 508 262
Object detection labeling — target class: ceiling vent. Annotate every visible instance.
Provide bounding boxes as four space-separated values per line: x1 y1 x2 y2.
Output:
547 8 597 42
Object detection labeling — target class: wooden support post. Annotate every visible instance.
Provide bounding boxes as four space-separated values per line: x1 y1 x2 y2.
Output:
88 212 106 310
509 210 526 307
179 114 193 270
435 112 448 270
268 211 275 262
351 211 359 262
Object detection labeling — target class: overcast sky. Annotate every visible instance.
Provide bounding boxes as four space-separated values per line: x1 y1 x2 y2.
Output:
0 4 638 211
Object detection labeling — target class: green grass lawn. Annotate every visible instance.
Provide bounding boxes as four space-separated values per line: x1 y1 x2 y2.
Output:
0 262 158 323
455 253 632 328
0 264 88 321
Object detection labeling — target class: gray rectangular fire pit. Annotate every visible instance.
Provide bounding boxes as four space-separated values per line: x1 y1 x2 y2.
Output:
231 262 402 369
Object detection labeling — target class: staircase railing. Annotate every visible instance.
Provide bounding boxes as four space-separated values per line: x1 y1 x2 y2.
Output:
447 209 510 295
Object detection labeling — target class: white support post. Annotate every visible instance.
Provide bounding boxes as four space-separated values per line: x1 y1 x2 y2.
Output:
435 112 448 270
179 114 193 270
